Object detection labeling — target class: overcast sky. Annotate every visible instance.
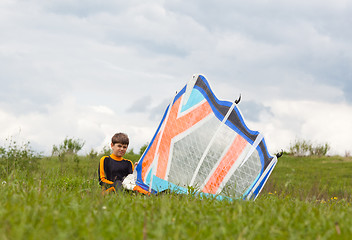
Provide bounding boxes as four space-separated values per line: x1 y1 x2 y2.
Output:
1 0 352 156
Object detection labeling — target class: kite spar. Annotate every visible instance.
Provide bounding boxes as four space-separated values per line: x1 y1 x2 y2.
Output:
134 74 279 200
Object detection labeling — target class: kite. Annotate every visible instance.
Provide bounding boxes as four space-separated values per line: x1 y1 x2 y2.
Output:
131 74 280 200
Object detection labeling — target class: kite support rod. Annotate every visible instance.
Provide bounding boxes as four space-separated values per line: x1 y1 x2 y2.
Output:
182 75 198 107
149 92 177 192
238 133 264 168
189 98 239 187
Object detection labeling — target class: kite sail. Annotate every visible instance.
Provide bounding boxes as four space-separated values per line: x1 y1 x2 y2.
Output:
135 74 279 200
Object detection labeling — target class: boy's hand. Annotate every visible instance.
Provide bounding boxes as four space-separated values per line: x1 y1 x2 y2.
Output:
113 180 123 191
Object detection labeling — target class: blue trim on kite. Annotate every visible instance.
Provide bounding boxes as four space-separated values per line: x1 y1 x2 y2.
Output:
242 170 262 199
193 79 258 140
261 137 274 159
150 176 235 201
241 144 268 199
197 75 260 140
135 179 158 194
252 161 276 199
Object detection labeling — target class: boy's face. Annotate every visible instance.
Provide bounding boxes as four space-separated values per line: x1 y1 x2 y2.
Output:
111 143 128 157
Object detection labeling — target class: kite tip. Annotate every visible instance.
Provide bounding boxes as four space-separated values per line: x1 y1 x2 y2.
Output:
235 94 241 104
276 150 283 158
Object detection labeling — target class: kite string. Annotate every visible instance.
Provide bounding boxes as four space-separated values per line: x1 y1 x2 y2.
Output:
189 99 238 187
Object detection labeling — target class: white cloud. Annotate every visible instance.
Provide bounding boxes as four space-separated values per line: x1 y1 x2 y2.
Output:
253 100 352 155
0 0 352 157
0 97 158 155
90 105 114 115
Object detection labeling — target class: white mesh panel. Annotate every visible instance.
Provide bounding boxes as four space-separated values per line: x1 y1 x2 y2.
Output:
220 151 261 198
167 116 218 187
192 121 237 187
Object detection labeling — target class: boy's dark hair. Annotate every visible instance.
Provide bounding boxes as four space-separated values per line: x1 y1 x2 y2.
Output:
111 133 129 145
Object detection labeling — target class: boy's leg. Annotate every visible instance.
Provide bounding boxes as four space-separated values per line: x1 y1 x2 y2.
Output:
102 186 115 195
101 180 123 195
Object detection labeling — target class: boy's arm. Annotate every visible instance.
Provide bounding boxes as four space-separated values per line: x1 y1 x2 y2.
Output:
98 156 114 186
127 158 134 172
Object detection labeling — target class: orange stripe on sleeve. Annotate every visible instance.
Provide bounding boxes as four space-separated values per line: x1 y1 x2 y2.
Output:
99 156 114 185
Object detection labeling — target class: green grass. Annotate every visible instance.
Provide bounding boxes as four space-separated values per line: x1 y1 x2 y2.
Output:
263 155 352 201
0 154 351 239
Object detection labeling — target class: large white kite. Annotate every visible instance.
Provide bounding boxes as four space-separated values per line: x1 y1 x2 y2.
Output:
133 75 280 200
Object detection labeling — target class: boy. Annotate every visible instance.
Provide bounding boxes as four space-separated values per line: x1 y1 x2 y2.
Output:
98 133 149 195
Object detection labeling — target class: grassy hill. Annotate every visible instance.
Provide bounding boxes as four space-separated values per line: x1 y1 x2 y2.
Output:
263 154 352 201
0 154 351 239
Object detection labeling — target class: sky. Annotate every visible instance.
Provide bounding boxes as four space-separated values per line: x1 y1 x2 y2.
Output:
1 0 352 156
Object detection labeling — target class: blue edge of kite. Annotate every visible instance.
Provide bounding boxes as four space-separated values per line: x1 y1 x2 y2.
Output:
136 75 274 200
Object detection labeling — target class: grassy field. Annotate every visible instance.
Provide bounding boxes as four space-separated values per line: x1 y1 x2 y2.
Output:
0 154 351 239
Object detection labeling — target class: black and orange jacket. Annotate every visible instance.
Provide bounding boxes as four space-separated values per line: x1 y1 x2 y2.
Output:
98 154 134 189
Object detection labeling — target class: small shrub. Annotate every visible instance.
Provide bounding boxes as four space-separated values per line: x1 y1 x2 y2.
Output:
289 139 330 156
309 143 330 156
52 137 85 170
289 139 311 156
52 137 85 157
0 138 40 177
87 149 98 159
